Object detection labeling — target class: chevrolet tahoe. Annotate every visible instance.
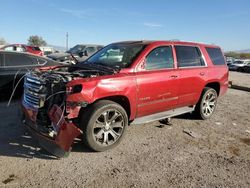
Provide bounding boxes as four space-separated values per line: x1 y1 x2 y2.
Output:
21 40 228 157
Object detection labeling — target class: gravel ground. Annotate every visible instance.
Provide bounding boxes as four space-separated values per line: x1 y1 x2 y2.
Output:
0 76 250 187
229 71 250 88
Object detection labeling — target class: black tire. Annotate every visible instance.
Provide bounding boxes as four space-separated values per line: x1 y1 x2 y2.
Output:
194 87 218 120
238 67 244 72
80 100 128 151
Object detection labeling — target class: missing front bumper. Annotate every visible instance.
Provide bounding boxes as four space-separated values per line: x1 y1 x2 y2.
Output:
22 103 82 158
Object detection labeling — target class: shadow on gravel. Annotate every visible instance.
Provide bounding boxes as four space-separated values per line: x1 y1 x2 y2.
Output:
174 112 201 120
0 92 93 159
0 92 58 159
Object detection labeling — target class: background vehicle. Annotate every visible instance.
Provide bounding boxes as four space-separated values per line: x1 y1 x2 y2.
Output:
39 46 55 56
243 62 250 73
0 51 60 90
47 44 103 64
226 56 234 65
228 59 250 71
0 44 43 56
22 40 228 157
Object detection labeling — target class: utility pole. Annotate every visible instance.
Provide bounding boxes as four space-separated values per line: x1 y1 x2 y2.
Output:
66 32 68 51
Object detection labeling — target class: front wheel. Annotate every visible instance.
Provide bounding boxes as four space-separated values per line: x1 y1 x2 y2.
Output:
238 67 244 72
80 100 128 151
194 87 218 120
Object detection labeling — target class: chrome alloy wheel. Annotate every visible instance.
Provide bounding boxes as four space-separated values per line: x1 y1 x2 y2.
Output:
202 91 217 117
92 110 124 146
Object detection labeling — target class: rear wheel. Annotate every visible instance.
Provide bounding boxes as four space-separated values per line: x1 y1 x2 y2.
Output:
80 100 128 151
194 87 218 120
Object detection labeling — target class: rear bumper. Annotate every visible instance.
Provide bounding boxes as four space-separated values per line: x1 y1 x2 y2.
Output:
22 102 82 158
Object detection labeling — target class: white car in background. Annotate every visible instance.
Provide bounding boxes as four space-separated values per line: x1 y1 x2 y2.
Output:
228 59 250 72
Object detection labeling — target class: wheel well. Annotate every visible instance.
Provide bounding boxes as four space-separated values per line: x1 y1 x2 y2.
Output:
205 82 220 96
94 96 131 119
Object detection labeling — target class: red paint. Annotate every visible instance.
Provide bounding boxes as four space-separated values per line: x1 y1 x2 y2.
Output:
22 102 81 155
65 41 228 120
48 105 82 151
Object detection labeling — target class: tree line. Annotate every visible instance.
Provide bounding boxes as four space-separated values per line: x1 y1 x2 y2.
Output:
225 51 250 59
0 35 47 46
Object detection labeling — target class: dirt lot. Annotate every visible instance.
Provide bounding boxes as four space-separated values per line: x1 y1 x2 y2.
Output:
0 74 250 187
229 71 250 88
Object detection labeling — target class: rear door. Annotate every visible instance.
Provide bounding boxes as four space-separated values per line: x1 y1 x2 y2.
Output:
136 46 179 117
174 45 207 107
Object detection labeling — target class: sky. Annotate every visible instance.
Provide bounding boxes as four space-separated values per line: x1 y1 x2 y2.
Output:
0 0 249 51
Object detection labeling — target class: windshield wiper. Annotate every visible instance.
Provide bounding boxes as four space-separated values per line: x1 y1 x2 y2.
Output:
71 62 115 74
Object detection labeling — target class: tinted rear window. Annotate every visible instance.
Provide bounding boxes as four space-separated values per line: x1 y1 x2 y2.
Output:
32 47 41 51
175 46 205 67
206 47 225 65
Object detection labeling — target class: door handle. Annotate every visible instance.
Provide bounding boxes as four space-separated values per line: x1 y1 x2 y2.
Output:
170 75 178 78
200 72 205 76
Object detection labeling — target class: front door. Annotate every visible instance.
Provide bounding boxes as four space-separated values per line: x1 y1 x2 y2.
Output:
136 46 179 117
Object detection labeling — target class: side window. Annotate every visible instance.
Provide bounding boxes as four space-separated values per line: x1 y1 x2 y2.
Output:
205 47 225 65
4 54 36 67
16 46 25 52
175 46 205 67
0 54 3 67
4 46 14 51
85 47 96 55
145 46 174 70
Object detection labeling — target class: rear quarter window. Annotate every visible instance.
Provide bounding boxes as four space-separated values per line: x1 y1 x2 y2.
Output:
206 47 225 65
32 47 41 51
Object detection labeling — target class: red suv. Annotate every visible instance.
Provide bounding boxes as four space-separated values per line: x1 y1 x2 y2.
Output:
0 44 43 56
21 40 228 157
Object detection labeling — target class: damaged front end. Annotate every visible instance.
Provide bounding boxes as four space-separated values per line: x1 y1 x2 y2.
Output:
22 66 110 157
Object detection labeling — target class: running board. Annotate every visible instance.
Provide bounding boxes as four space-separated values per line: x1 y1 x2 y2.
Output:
131 106 195 125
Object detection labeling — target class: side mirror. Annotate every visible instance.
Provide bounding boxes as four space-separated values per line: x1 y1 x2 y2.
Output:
137 58 146 71
78 51 84 57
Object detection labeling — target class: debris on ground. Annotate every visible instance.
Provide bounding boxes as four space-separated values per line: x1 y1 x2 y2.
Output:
2 174 16 184
232 123 237 126
215 122 222 125
183 129 200 138
158 118 173 128
245 130 250 134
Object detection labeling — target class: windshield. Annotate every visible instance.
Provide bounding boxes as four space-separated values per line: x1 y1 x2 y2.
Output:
85 43 146 68
67 45 86 54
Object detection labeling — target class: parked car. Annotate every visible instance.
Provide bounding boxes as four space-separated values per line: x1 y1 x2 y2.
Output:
39 46 55 56
0 44 43 56
226 56 234 66
243 62 250 73
47 44 103 64
228 59 250 71
0 51 60 90
21 40 228 157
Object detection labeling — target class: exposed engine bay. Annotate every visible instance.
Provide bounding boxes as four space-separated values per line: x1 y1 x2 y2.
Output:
23 64 116 137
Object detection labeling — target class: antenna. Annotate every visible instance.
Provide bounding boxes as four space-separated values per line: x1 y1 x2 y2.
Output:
66 32 69 51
